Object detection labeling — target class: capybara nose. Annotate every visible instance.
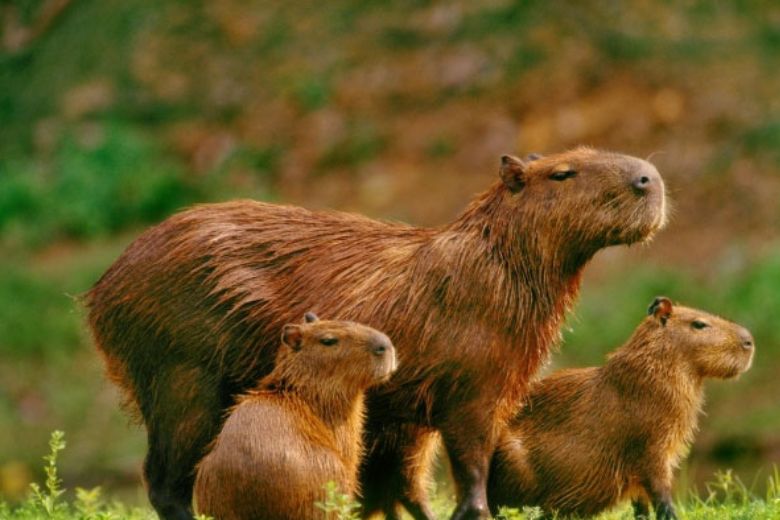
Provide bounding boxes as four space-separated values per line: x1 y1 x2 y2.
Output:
629 161 661 195
739 330 755 350
370 335 394 357
632 175 651 191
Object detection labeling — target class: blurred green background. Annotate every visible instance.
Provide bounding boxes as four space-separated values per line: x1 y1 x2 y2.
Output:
1 0 778 507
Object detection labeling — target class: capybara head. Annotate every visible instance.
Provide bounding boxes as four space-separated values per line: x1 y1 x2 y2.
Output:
274 312 398 390
499 147 666 250
635 296 754 379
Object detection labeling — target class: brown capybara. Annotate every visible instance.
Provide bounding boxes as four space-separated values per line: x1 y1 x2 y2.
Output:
85 147 666 520
488 297 755 519
194 313 397 520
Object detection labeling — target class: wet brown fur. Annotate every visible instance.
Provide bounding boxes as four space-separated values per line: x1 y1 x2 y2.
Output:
194 316 396 520
488 300 754 519
85 147 665 520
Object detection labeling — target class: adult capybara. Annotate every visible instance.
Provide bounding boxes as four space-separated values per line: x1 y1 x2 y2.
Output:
194 313 397 520
85 147 666 520
488 297 755 519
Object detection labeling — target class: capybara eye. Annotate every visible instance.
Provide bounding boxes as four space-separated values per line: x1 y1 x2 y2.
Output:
691 320 709 330
320 337 339 346
549 170 577 181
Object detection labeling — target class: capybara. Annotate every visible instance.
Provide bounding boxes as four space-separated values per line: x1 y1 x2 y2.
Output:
194 313 397 520
85 147 666 520
488 297 755 519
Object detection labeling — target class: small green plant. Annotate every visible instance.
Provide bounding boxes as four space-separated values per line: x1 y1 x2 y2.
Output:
495 505 546 519
2 430 155 520
768 465 780 503
28 430 67 516
314 481 360 520
704 469 752 506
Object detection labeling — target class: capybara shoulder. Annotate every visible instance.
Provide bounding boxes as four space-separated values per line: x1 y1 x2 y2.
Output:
489 297 754 519
194 313 396 520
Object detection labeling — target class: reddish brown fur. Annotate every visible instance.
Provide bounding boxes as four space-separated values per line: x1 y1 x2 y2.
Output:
194 315 396 520
85 147 665 520
488 299 755 519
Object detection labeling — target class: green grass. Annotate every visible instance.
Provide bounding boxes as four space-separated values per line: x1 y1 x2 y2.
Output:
0 122 209 249
2 433 779 520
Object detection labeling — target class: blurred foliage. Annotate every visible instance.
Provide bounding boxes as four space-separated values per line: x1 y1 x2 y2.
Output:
0 0 778 505
0 124 207 248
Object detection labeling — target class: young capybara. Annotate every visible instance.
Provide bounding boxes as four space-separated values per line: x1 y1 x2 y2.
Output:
85 147 666 520
488 297 755 519
194 313 397 520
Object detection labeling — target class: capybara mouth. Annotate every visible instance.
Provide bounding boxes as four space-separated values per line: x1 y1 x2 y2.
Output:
649 190 668 232
720 357 752 379
738 350 754 374
373 351 398 383
614 194 668 246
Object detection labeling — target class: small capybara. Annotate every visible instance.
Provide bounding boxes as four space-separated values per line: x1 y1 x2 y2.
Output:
194 313 397 520
85 147 666 520
488 297 755 519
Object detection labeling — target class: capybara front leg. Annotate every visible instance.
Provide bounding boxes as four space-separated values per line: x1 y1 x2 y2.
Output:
441 430 492 520
632 499 650 519
643 469 677 520
652 499 677 520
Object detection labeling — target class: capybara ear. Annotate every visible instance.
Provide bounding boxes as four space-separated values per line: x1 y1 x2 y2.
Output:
282 324 304 350
500 154 528 192
525 152 544 162
647 296 673 326
304 312 319 323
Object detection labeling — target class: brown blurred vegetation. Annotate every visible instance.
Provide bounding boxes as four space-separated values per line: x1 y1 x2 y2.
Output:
0 0 778 504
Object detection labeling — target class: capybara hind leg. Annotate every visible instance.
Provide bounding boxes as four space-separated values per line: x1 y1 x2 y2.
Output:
144 442 195 520
359 428 407 519
398 429 439 520
399 498 436 520
145 415 222 520
143 367 224 520
359 425 437 520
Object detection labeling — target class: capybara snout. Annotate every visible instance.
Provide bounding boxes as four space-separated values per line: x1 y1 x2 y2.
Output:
367 332 397 379
738 328 754 350
626 155 662 194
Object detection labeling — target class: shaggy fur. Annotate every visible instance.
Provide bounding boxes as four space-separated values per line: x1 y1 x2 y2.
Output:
194 315 396 520
488 298 755 519
85 147 665 520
